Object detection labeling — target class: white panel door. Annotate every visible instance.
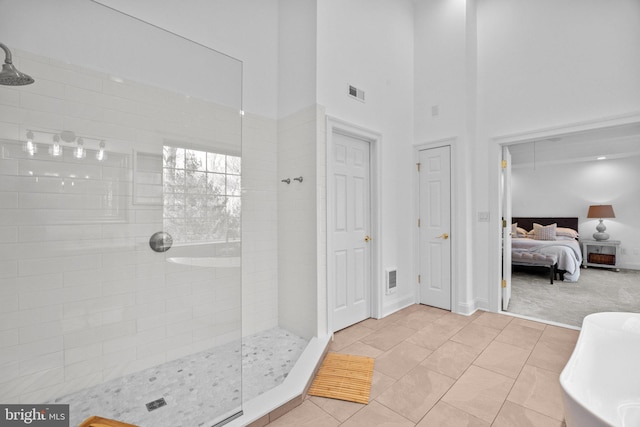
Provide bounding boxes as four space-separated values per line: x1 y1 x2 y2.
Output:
501 147 513 310
330 132 371 332
419 146 451 310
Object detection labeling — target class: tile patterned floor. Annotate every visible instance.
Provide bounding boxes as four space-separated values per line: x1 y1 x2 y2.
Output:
264 305 578 427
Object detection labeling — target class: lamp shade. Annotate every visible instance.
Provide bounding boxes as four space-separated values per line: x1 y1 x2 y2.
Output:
587 204 615 219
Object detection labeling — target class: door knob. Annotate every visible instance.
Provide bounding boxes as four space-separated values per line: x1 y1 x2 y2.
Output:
364 235 371 242
437 233 449 240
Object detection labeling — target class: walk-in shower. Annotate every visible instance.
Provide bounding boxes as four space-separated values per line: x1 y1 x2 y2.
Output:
0 2 241 424
0 1 310 426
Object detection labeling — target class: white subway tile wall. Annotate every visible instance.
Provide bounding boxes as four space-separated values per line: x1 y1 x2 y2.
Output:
277 106 322 340
0 50 279 403
241 113 279 337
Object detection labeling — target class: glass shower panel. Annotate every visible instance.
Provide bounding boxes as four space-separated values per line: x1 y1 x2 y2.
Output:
0 0 242 425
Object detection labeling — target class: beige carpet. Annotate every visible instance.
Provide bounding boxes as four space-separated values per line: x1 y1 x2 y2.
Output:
507 266 640 327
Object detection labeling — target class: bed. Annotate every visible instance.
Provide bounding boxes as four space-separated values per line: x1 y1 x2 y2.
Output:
511 217 583 282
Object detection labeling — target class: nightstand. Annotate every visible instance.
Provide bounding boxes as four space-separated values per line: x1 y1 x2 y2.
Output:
580 239 621 271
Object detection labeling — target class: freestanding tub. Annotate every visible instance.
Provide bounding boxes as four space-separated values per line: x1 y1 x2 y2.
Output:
560 312 640 427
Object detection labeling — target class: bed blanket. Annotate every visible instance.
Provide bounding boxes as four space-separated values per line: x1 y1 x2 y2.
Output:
512 238 583 282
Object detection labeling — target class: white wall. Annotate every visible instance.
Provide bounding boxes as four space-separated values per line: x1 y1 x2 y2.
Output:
478 0 640 136
278 0 317 118
477 0 640 310
317 0 416 316
0 0 242 110
274 0 321 340
93 0 280 119
241 113 280 336
414 0 468 141
413 0 478 313
512 156 640 270
277 107 318 339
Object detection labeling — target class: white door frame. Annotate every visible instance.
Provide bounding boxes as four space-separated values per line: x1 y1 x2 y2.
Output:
326 116 381 333
488 112 640 312
501 146 512 310
413 138 458 313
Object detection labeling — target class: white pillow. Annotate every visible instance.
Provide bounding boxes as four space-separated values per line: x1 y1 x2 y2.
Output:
533 223 557 241
511 223 528 238
556 227 578 239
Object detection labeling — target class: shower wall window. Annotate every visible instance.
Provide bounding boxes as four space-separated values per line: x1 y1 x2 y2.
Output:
163 146 241 245
0 1 243 426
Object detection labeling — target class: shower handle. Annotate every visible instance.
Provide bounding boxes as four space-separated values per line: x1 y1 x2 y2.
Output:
149 231 173 253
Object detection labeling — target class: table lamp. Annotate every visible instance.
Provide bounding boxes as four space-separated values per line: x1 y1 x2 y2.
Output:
587 204 615 241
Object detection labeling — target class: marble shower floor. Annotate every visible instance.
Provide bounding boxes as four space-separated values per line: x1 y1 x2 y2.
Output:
53 327 308 427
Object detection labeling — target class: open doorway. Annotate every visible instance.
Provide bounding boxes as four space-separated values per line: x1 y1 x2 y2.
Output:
500 119 640 327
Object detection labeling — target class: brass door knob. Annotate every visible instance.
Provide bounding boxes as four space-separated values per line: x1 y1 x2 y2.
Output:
437 233 449 240
364 235 371 242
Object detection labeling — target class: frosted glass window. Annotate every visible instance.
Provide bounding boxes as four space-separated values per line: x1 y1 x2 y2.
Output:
163 145 240 244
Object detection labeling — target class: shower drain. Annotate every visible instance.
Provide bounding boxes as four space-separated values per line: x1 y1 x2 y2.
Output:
146 398 167 412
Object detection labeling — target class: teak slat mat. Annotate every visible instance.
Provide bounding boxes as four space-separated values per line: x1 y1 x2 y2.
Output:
78 416 139 427
307 353 374 404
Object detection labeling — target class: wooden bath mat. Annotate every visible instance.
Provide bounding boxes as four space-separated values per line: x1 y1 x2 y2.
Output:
78 416 139 427
307 353 374 404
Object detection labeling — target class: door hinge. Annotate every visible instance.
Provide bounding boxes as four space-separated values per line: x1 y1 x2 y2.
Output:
501 159 507 169
416 162 421 172
418 274 421 284
502 219 507 228
501 279 507 288
418 218 421 227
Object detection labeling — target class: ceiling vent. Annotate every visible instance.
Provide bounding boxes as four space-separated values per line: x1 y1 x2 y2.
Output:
348 85 365 102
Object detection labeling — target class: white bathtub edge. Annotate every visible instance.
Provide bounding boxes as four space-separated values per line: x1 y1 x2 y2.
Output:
559 312 640 427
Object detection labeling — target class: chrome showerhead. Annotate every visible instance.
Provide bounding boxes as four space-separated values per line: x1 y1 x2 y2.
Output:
0 42 35 86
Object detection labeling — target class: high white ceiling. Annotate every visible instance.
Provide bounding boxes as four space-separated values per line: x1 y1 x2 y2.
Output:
509 122 640 168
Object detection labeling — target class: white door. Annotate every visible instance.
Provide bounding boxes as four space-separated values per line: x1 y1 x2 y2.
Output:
419 146 451 310
330 132 371 332
501 147 513 310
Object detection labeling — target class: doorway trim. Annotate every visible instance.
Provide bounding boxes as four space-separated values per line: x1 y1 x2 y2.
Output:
413 137 458 313
326 116 381 333
488 112 640 313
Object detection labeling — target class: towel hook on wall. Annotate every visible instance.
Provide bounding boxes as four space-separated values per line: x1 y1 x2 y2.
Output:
281 178 290 184
293 176 303 183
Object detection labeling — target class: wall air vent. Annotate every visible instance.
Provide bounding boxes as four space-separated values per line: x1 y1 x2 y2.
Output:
348 85 365 102
385 268 397 294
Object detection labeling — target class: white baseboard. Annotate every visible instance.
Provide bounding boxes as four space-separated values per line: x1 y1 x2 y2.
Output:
617 262 640 271
381 295 417 318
